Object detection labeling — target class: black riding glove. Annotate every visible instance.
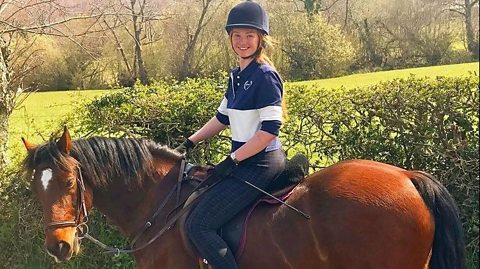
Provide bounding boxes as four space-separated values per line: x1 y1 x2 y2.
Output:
214 155 238 178
175 138 195 154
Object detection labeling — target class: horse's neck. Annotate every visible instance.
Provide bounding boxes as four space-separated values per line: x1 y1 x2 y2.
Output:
90 160 183 238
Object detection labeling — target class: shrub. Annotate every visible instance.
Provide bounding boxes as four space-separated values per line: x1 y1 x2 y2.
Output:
76 75 230 163
272 13 356 80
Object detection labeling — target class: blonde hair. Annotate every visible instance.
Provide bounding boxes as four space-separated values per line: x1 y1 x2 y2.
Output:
255 34 275 69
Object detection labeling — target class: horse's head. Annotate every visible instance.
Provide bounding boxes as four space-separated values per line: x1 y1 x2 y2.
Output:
22 127 92 262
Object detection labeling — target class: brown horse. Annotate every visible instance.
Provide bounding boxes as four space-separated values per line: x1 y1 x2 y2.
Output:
21 127 465 269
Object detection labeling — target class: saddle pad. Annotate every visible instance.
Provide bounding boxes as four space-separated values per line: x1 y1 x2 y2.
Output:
219 187 295 259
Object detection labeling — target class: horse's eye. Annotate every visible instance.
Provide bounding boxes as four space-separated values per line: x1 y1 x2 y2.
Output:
65 179 75 189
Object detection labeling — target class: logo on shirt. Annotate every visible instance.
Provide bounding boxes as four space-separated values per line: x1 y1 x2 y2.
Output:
244 80 253 90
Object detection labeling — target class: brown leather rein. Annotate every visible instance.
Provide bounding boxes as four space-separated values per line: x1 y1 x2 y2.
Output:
45 159 216 255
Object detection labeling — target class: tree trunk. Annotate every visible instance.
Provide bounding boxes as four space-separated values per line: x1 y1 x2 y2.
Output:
464 0 479 59
304 0 320 15
134 29 149 85
104 19 132 74
0 42 12 170
179 0 213 80
360 19 383 67
179 37 196 80
130 0 149 85
0 109 8 171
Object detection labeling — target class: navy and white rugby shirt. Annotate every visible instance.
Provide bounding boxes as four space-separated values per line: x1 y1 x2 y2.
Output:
215 60 283 153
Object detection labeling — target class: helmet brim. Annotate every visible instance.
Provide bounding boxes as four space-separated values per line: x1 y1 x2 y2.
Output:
225 23 268 35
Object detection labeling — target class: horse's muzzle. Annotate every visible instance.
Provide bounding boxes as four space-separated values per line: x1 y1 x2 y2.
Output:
46 236 81 263
46 240 73 262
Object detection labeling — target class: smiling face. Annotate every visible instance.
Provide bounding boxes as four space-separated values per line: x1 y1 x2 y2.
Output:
230 28 261 59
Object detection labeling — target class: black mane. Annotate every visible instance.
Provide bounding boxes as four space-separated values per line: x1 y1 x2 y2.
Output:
23 137 182 189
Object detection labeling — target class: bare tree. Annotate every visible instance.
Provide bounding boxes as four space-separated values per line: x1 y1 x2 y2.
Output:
0 0 103 170
279 0 344 15
102 16 132 76
178 0 224 80
449 0 479 59
97 0 170 86
127 0 149 84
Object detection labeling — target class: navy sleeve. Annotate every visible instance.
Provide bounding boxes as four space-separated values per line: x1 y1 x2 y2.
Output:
261 120 282 136
216 112 230 125
257 70 283 136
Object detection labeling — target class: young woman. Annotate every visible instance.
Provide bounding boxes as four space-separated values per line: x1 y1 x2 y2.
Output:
178 1 286 268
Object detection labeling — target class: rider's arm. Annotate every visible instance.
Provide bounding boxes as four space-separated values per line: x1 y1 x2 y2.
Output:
188 116 226 144
232 130 276 162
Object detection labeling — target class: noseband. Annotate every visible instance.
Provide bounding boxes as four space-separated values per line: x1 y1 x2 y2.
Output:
45 166 89 236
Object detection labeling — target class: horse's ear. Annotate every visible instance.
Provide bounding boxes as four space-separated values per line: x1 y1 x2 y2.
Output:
21 137 36 152
57 126 72 155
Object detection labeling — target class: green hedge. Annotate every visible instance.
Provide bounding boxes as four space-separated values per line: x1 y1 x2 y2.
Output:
76 76 230 163
284 75 478 268
1 74 477 268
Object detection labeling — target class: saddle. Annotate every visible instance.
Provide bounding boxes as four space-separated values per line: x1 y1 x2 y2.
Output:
179 153 310 266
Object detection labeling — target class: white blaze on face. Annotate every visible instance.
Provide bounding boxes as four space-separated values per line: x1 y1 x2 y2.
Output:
41 169 53 191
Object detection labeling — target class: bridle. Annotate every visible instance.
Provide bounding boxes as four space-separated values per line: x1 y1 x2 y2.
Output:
44 166 89 236
41 158 216 255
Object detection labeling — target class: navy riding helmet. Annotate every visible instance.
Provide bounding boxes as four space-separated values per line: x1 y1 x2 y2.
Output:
225 1 269 35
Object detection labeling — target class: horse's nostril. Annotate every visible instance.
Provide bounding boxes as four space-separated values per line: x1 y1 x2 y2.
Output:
45 239 74 262
47 240 71 260
57 241 71 257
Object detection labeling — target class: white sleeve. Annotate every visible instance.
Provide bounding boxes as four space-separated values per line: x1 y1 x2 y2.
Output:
217 97 229 116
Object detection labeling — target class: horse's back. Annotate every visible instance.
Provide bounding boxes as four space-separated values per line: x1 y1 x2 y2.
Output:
241 159 434 269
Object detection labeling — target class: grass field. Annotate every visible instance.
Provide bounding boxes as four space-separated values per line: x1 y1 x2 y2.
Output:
289 61 479 88
8 90 111 161
7 62 479 161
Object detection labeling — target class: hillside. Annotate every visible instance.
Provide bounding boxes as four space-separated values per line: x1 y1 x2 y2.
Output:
289 62 479 89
